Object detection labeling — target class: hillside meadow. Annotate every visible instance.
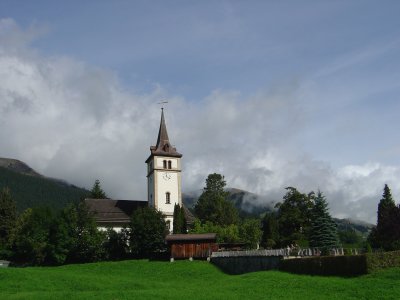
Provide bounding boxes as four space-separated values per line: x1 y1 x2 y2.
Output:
0 260 399 299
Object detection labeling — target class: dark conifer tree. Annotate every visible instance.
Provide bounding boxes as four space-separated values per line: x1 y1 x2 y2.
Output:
0 187 17 258
309 191 339 253
90 179 107 199
369 184 399 250
173 204 187 234
261 211 279 248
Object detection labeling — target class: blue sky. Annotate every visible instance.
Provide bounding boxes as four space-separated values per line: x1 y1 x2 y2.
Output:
1 1 400 222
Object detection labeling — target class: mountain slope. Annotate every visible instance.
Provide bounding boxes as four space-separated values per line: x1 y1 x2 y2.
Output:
0 161 89 212
0 157 42 177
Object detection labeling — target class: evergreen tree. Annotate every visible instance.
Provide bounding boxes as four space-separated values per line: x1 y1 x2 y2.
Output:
129 207 167 257
369 184 399 250
0 187 17 255
309 191 339 253
90 179 107 199
261 211 280 248
377 184 396 229
173 204 187 234
194 173 239 226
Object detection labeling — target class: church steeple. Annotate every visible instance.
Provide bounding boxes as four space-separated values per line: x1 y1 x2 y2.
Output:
146 108 183 233
149 109 182 158
155 108 170 152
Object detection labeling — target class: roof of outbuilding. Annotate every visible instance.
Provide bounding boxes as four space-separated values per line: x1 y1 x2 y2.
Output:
85 198 147 223
165 233 217 242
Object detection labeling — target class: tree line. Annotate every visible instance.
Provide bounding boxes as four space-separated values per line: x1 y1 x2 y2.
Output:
1 175 399 266
191 173 400 253
192 174 339 253
0 183 167 265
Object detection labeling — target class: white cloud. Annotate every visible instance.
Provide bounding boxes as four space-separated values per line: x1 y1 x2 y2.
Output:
1 19 399 224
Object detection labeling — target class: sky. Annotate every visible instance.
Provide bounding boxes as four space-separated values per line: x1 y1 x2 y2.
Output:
1 0 400 223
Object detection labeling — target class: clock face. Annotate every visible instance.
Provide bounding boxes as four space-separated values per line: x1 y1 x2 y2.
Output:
163 172 171 180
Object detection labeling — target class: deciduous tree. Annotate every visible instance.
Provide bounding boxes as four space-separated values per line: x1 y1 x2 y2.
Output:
194 173 239 226
129 207 167 257
275 187 314 246
11 207 53 265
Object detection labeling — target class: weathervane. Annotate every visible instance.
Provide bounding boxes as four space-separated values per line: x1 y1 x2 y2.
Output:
157 100 168 110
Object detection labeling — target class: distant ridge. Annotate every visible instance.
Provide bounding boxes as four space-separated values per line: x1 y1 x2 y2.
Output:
0 157 43 177
0 157 89 212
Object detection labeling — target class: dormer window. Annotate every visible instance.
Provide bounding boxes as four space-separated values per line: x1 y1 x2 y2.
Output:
168 160 172 169
163 160 167 169
166 192 171 204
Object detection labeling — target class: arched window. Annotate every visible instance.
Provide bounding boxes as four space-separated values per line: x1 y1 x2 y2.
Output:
166 192 171 204
163 160 167 169
168 160 172 169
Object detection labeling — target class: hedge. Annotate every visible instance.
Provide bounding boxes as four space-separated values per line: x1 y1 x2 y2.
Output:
279 250 400 276
366 250 400 272
279 255 367 276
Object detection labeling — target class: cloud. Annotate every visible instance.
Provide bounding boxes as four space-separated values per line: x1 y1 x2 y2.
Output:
1 19 399 224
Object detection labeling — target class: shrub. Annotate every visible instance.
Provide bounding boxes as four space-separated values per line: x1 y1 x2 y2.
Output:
279 255 367 276
366 250 400 272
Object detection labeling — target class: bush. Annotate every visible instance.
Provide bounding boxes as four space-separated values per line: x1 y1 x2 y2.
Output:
279 255 368 276
366 250 400 272
280 250 400 276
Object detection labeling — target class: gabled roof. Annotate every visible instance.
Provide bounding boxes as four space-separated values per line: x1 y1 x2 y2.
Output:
146 109 182 162
165 233 217 242
85 198 147 224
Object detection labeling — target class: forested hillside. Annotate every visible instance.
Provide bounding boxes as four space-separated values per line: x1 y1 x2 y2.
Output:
0 166 89 212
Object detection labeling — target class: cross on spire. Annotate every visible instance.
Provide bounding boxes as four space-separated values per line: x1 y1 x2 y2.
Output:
157 100 168 110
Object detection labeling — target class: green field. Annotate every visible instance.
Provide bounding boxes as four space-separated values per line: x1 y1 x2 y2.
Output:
0 260 399 300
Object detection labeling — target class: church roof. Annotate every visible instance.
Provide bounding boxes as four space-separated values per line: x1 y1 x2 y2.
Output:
146 109 182 162
85 198 147 225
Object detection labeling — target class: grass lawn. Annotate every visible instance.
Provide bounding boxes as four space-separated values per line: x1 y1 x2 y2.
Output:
0 260 399 299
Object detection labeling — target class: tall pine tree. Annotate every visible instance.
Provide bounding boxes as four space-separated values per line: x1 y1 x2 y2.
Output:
0 187 17 258
309 191 339 253
369 184 399 250
90 179 107 199
173 204 187 234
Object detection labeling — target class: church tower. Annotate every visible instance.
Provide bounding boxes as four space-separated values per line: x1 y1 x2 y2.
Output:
146 109 182 232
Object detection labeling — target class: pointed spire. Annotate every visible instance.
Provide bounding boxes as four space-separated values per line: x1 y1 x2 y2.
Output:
147 108 182 159
155 108 170 151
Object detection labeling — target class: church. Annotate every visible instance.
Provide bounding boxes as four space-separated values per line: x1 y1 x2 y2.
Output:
85 108 192 233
